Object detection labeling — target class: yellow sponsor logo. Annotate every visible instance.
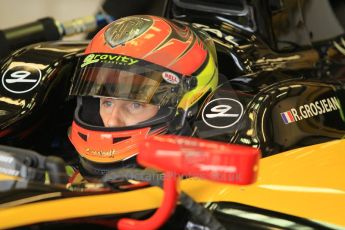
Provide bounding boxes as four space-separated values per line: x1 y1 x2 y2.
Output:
81 54 139 67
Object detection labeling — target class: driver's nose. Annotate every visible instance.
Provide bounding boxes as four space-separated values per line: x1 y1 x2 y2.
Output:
103 106 126 127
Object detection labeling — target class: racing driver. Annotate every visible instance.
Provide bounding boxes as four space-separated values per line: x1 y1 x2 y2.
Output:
68 15 219 179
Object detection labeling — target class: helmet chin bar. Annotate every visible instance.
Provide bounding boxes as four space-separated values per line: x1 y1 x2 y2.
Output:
116 135 260 230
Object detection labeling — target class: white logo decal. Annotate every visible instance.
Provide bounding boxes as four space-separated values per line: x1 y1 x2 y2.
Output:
202 98 244 129
162 72 180 84
6 71 36 83
205 105 240 118
281 96 341 124
2 65 41 93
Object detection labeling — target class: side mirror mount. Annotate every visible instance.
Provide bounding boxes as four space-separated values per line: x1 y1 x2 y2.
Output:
118 135 260 230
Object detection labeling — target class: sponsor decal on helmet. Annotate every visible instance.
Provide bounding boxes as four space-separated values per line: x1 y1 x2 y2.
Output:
81 54 139 67
85 148 116 158
202 98 244 129
104 16 153 47
162 72 180 84
281 96 341 124
1 64 41 94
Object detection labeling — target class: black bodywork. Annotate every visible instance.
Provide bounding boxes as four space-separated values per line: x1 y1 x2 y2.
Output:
1 1 345 229
1 0 345 158
0 42 86 157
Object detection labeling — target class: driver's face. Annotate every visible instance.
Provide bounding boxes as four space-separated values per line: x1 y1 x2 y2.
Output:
99 98 159 127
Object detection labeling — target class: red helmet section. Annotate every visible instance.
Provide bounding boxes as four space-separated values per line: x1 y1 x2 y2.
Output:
69 121 150 163
84 15 207 75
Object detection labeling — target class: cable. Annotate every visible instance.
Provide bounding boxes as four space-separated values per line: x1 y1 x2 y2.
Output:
102 168 226 230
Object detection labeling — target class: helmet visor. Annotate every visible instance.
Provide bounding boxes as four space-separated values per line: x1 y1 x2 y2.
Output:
70 54 191 107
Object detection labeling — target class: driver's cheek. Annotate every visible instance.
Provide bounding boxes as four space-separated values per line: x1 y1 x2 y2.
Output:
124 115 144 126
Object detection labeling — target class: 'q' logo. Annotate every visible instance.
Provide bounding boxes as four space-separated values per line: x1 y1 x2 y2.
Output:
2 65 41 94
202 98 244 129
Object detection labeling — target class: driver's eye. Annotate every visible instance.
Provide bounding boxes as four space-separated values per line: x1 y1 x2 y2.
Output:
102 100 113 108
127 102 144 113
132 102 142 109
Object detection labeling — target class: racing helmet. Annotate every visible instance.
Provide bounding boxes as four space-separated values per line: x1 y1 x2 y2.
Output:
69 15 218 177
